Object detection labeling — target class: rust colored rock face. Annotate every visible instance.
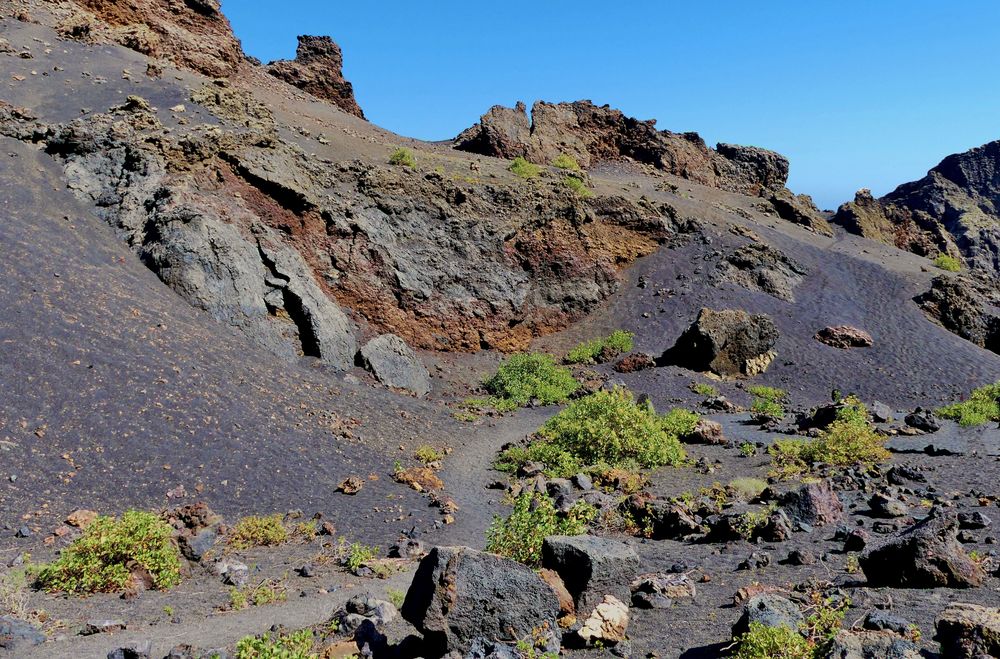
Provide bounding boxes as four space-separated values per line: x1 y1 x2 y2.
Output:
815 325 874 349
66 0 244 77
266 35 365 118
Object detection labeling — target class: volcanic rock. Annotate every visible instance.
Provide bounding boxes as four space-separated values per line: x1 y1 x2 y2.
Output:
936 602 1000 658
860 510 985 588
401 546 561 656
541 535 640 617
732 594 803 637
914 276 1000 354
267 35 365 118
661 308 779 376
714 242 808 302
357 334 431 396
815 325 874 349
0 616 45 651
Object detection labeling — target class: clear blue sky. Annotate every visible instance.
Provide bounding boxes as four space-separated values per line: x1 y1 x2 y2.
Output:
226 1 1000 210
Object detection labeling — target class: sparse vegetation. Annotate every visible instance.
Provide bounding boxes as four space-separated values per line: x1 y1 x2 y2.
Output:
749 385 787 421
933 254 962 272
388 588 406 609
769 396 888 478
509 156 541 179
229 578 288 611
236 629 316 659
739 441 758 457
562 174 593 197
938 381 1000 426
691 382 718 397
565 330 635 364
733 594 847 659
484 352 580 412
0 568 30 620
35 510 181 594
388 147 416 168
485 491 594 565
551 153 582 171
728 477 769 502
414 445 444 464
228 514 289 550
337 539 379 572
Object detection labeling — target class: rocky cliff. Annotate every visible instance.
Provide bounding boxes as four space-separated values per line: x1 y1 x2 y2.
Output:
454 100 830 235
266 35 365 118
834 140 1000 278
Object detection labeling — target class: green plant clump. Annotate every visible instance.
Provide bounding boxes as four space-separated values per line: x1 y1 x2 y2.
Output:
938 381 1000 426
485 491 594 565
565 330 635 364
769 396 888 478
35 510 181 594
933 254 963 272
236 629 316 659
509 156 541 179
228 514 289 550
388 147 416 168
562 174 592 197
733 623 812 659
690 382 718 397
483 352 579 412
536 387 689 470
552 153 582 171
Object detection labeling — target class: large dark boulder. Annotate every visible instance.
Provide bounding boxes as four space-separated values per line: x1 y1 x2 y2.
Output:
0 616 45 651
914 276 1000 355
731 594 802 637
860 511 985 588
541 535 639 617
777 480 843 529
401 546 561 656
661 308 779 376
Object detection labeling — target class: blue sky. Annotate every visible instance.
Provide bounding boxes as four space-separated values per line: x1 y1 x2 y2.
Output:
226 1 1000 210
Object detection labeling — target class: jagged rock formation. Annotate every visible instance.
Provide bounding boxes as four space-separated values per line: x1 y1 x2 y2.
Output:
713 242 808 302
52 0 244 77
266 35 365 118
454 100 831 234
914 276 1000 355
660 308 779 376
834 140 1000 278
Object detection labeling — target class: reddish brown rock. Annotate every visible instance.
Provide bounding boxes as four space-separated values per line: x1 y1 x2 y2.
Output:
815 325 874 349
266 35 365 118
613 352 655 373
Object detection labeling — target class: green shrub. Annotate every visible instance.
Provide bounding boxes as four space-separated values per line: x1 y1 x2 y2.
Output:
747 385 787 402
769 396 888 478
552 153 582 171
236 629 316 659
728 477 769 502
230 578 287 610
938 381 1000 426
565 330 635 364
690 382 718 397
509 156 541 179
494 442 582 479
414 445 444 464
933 254 962 272
537 387 688 469
228 514 289 550
562 174 592 197
733 623 812 659
484 353 579 411
388 147 416 168
344 542 379 572
486 492 593 565
751 397 784 420
35 510 181 594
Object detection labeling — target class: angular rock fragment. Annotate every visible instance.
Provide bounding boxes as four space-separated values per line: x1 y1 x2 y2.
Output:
661 308 779 377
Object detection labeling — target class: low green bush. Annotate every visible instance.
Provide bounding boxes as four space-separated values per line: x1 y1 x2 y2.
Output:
228 514 289 550
938 381 1000 426
933 254 962 272
509 156 541 179
747 385 787 401
388 147 416 168
565 330 635 364
236 629 316 659
562 174 592 197
769 396 888 478
35 510 181 594
484 352 579 411
690 382 718 397
552 153 582 171
485 491 594 565
537 387 689 469
733 623 812 659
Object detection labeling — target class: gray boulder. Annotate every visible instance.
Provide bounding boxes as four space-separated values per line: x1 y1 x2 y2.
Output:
357 334 431 396
541 535 640 617
401 546 560 656
0 616 45 651
778 479 843 529
825 629 920 659
732 593 802 637
936 602 1000 658
662 308 779 376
